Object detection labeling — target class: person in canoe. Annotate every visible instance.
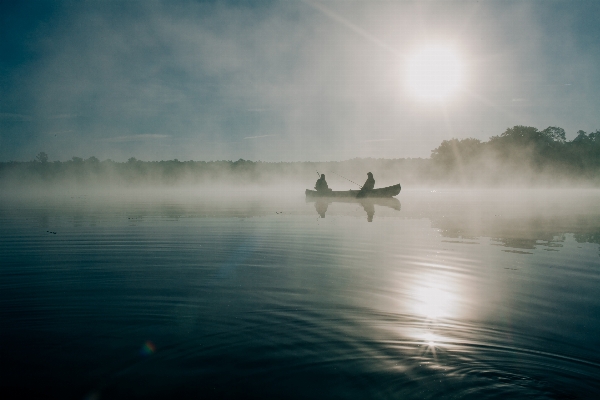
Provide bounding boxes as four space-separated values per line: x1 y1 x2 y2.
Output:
357 172 375 198
314 174 331 193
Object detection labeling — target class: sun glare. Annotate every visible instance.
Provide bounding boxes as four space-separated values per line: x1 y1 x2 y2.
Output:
406 46 463 100
412 274 458 320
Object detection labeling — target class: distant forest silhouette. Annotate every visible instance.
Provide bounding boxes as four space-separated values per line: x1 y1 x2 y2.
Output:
430 126 600 184
1 125 599 187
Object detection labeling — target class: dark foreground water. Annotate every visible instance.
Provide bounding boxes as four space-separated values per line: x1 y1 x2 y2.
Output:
1 188 600 399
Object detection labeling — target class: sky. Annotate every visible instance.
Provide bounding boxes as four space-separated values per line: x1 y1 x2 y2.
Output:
1 0 600 162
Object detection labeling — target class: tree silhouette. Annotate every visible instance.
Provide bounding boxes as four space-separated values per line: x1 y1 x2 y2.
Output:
541 126 566 143
36 152 49 164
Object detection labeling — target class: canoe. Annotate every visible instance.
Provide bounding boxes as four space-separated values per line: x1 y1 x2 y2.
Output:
305 183 401 198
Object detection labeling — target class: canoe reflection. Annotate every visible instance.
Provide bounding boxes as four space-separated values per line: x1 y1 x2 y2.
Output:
308 197 401 221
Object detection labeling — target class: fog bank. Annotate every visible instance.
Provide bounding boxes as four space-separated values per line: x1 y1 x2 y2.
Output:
2 125 599 192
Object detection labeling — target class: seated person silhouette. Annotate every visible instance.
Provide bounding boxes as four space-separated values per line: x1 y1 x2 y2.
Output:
314 174 331 193
357 172 375 198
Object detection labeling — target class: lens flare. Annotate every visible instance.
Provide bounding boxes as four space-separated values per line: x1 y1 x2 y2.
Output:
140 340 156 356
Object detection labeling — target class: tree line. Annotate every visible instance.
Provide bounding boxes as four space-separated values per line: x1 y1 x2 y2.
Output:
1 125 599 187
430 126 600 184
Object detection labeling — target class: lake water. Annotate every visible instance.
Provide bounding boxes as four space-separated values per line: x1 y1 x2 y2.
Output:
1 188 600 399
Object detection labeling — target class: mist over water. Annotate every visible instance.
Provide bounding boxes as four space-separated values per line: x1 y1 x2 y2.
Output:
3 122 600 191
1 188 600 399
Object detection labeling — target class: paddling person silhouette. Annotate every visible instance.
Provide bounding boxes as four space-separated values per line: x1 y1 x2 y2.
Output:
357 172 375 198
314 174 330 192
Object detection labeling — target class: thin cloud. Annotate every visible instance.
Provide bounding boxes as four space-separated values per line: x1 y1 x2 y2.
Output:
244 134 276 140
102 134 170 142
49 113 78 119
0 113 32 121
47 129 74 135
359 138 396 143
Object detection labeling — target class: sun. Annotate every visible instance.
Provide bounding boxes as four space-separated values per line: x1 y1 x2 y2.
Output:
406 46 463 100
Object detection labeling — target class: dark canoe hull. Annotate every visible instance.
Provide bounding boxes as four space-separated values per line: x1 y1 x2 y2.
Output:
305 183 401 198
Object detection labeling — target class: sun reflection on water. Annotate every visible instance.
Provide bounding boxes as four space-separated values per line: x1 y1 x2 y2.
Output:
404 269 469 364
412 274 458 320
423 332 437 348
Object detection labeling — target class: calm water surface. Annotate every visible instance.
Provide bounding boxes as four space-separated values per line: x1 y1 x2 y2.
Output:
1 188 600 399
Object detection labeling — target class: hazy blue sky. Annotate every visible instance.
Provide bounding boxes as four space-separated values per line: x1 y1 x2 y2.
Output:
1 0 599 162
